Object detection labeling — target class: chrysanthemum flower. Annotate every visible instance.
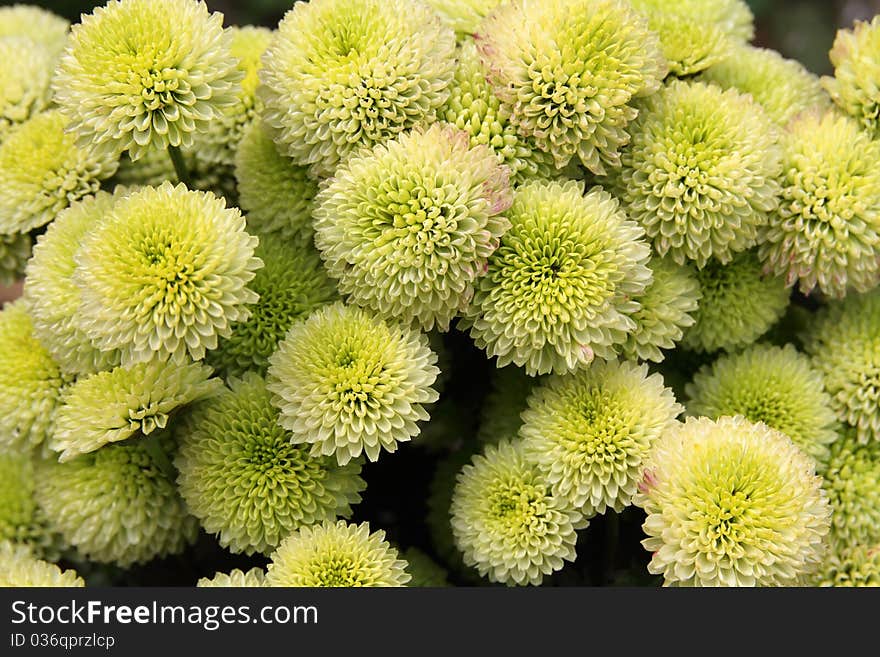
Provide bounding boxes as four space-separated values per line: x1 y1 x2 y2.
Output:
0 37 53 142
620 257 701 363
207 240 336 379
425 0 506 37
267 303 440 465
259 0 456 176
197 567 266 587
314 123 512 331
50 359 220 462
682 251 790 353
0 542 84 588
176 373 365 555
700 45 830 126
476 365 536 444
759 111 880 298
0 232 30 287
74 182 261 365
53 0 242 160
36 432 199 566
0 452 59 560
803 290 880 444
234 122 317 243
475 0 666 174
265 520 411 587
461 179 652 375
0 111 117 234
636 416 831 587
0 5 68 55
815 545 880 587
520 359 681 516
0 302 70 452
823 16 880 137
613 80 782 268
450 439 584 586
403 547 450 587
686 344 839 462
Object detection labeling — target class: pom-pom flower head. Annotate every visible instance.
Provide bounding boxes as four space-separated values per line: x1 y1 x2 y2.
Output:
823 16 880 138
0 37 53 142
462 178 652 375
614 80 782 268
197 567 266 587
0 232 30 287
265 520 411 587
475 0 666 174
520 359 682 516
176 373 365 555
636 416 831 587
0 5 68 55
52 0 242 160
259 0 456 176
267 303 440 465
313 123 512 331
0 542 84 588
74 182 262 365
0 452 58 559
450 439 584 586
815 544 880 587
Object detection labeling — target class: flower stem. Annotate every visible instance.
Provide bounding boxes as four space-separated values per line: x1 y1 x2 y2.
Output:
142 433 176 482
167 145 192 188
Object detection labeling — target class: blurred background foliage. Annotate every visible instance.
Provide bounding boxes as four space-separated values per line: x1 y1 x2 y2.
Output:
13 0 880 74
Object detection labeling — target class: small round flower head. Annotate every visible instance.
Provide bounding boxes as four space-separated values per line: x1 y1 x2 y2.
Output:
0 5 68 55
620 257 701 363
267 303 440 465
803 290 880 444
475 0 666 174
441 40 556 184
53 0 242 160
36 432 199 566
0 452 58 559
614 80 782 268
0 232 30 287
0 37 53 143
759 111 880 299
425 0 505 37
682 251 790 353
686 344 839 462
520 359 682 516
462 179 652 375
50 359 220 462
823 16 880 138
266 520 411 587
197 567 266 588
0 542 84 588
476 365 536 444
74 182 262 365
0 111 118 234
636 416 831 587
0 302 70 452
403 548 450 587
207 239 338 378
234 122 317 243
314 123 512 331
260 0 456 177
700 45 831 126
815 545 880 587
176 373 365 555
450 439 584 586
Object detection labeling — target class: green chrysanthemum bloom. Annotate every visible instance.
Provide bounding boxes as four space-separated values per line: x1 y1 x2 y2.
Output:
0 111 118 235
462 179 652 375
0 542 84 588
425 0 506 37
700 45 830 126
441 40 556 184
234 122 317 243
207 238 337 379
815 545 880 587
51 359 220 462
314 123 512 331
682 251 790 353
259 0 456 177
266 520 411 587
0 5 68 55
0 452 59 559
686 344 839 463
450 439 584 586
74 182 261 365
759 111 880 298
53 0 242 160
267 303 440 465
36 432 199 566
476 365 536 444
197 567 266 587
520 359 682 516
636 416 831 587
620 257 701 363
403 547 450 587
475 0 666 174
0 37 53 143
613 80 782 268
176 373 365 555
803 290 880 444
0 302 70 452
823 16 880 138
0 232 30 287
